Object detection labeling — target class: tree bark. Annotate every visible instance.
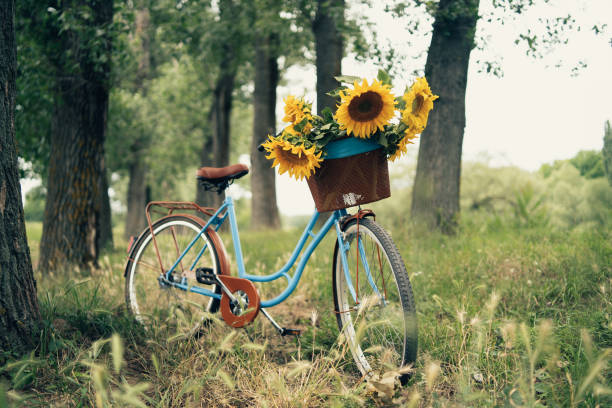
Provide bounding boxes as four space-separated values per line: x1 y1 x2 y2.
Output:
195 128 217 207
39 0 114 270
99 163 113 249
124 5 151 240
312 0 344 223
195 69 235 209
0 0 41 357
250 34 281 229
313 0 344 114
411 0 480 233
124 146 148 239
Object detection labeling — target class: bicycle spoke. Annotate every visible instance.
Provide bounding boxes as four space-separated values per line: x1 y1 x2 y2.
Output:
333 218 416 381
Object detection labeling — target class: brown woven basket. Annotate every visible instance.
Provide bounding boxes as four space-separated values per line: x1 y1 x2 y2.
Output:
306 148 390 212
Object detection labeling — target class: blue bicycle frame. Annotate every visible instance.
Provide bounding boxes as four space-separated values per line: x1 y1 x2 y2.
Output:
163 196 377 308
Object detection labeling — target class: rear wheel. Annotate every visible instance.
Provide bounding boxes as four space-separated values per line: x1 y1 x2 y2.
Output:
125 215 222 330
332 218 417 382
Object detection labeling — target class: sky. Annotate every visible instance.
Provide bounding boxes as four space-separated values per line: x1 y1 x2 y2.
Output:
268 0 612 216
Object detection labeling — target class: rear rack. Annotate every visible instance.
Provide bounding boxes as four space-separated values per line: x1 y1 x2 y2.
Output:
144 201 221 232
144 201 221 275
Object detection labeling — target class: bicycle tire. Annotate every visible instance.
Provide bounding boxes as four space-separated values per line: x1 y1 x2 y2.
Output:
125 215 224 330
332 218 417 382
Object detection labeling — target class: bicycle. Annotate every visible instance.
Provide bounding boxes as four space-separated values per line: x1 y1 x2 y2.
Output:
124 143 417 382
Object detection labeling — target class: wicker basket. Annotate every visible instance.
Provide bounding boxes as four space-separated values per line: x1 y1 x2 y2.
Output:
307 140 390 212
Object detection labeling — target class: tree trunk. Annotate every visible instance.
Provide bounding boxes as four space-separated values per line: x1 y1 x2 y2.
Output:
196 70 235 209
99 163 113 249
250 34 281 229
0 0 41 356
39 0 113 270
124 5 151 240
312 0 344 223
124 150 148 239
195 129 217 207
411 0 479 233
313 0 344 114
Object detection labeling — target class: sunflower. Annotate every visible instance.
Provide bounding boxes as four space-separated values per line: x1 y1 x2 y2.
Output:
401 77 438 129
401 112 425 135
282 95 311 124
262 136 322 180
335 79 396 139
389 131 418 162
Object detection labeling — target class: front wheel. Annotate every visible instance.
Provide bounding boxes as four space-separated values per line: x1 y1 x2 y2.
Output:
332 218 417 382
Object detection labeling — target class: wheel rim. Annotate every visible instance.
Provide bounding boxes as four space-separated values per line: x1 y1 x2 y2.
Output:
335 223 408 379
127 219 218 330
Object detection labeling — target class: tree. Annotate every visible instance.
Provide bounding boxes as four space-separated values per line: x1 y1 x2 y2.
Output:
250 29 281 228
16 1 117 254
0 0 41 356
391 0 603 232
603 121 612 187
123 1 153 239
313 0 344 114
187 0 248 210
411 0 479 233
23 1 115 269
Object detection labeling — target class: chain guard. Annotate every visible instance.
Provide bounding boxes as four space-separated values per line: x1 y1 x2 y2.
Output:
218 276 261 328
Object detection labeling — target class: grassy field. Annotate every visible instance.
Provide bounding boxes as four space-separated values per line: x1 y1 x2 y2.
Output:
1 215 610 407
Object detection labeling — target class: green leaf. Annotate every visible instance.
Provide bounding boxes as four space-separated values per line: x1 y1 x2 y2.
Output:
321 107 334 123
377 69 392 86
334 75 362 84
377 134 389 147
326 87 346 98
396 96 407 111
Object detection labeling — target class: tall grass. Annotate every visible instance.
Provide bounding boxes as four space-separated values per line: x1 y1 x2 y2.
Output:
1 214 610 406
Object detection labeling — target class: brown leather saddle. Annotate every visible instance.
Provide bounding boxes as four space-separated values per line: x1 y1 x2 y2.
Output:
196 163 249 193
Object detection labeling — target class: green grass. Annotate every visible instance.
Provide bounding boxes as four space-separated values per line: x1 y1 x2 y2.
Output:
3 213 611 407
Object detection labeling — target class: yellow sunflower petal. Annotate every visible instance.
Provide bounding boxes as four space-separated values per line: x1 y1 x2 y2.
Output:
401 77 438 129
401 112 425 135
334 79 396 139
262 137 322 180
389 131 418 162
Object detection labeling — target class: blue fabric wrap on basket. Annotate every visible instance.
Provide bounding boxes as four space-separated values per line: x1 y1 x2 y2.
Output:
323 137 382 159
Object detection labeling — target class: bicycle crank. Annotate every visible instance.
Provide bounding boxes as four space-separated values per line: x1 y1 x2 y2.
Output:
217 276 260 328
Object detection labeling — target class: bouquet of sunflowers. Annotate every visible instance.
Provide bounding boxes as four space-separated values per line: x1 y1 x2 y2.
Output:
262 72 438 181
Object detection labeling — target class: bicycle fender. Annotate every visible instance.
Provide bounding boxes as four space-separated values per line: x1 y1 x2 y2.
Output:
340 209 376 230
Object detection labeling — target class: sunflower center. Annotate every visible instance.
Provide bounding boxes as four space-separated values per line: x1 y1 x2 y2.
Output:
412 94 425 115
348 91 384 122
277 148 309 166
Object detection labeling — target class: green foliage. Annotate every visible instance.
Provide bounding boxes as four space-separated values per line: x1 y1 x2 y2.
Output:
23 185 46 222
15 1 127 177
603 120 612 187
570 150 605 179
542 162 612 229
460 156 612 231
540 150 605 180
512 183 548 228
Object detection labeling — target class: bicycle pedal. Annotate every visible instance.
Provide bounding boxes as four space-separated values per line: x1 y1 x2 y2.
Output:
195 267 217 285
280 328 301 337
